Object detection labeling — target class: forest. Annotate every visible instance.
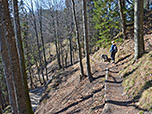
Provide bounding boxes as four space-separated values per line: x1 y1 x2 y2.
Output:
0 0 152 114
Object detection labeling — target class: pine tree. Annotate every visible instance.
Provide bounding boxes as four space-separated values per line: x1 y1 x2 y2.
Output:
93 0 121 47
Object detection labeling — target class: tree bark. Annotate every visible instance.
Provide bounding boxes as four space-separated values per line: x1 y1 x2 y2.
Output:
39 6 48 80
82 0 93 82
30 0 46 84
118 0 127 39
54 11 62 69
52 14 62 69
11 0 34 113
69 35 73 65
0 0 30 113
0 2 17 113
60 42 65 70
134 0 145 60
71 0 85 77
66 0 74 65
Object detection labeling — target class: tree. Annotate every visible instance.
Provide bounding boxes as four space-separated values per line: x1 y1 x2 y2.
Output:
30 0 46 84
37 1 49 80
118 0 127 39
0 1 17 113
82 0 94 82
134 0 145 59
93 0 121 47
54 10 62 69
11 0 34 113
71 0 85 78
65 0 74 66
0 0 33 113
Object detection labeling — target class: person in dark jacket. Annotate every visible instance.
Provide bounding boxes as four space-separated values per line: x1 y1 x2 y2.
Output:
110 41 117 63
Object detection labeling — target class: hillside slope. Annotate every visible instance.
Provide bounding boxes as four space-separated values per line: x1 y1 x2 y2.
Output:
119 39 152 111
34 33 152 114
34 11 152 113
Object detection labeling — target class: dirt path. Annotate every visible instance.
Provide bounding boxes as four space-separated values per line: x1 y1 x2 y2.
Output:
33 56 149 114
102 62 149 114
35 57 108 114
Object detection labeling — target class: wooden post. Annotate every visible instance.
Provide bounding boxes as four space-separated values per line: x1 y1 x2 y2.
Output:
104 68 109 102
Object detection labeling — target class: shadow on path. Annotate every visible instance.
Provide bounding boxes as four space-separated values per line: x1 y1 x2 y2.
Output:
106 99 148 112
116 54 131 64
53 87 104 114
91 104 105 111
93 74 105 81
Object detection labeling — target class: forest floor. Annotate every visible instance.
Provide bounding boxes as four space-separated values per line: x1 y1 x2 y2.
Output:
28 11 152 114
102 60 140 114
29 22 152 114
32 38 151 114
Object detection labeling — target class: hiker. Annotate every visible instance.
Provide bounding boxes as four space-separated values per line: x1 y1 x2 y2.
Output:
110 41 118 63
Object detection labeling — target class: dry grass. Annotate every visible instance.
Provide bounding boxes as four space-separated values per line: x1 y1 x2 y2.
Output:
119 47 152 111
35 29 152 113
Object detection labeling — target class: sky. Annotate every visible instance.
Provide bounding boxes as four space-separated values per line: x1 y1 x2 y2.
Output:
19 0 65 11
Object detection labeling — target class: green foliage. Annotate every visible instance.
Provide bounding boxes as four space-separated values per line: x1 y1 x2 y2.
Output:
92 0 121 47
125 1 134 22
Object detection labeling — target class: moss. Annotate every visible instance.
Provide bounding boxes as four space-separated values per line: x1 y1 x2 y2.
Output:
139 111 144 114
120 51 152 111
139 88 152 110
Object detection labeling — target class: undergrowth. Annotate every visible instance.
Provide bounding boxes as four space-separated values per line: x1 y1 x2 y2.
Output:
120 51 152 110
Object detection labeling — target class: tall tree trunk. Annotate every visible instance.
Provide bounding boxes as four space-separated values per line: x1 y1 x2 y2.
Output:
31 44 43 85
30 0 46 84
1 0 30 113
22 16 43 85
66 1 74 66
55 11 62 69
11 0 34 113
82 0 93 82
134 0 145 60
70 11 74 66
39 6 48 80
118 0 127 39
54 34 62 69
60 42 65 70
24 38 35 88
53 18 62 69
71 0 85 77
69 35 73 65
65 52 68 68
0 2 17 114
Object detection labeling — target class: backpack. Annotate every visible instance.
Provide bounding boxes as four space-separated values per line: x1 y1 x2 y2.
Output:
113 45 118 53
